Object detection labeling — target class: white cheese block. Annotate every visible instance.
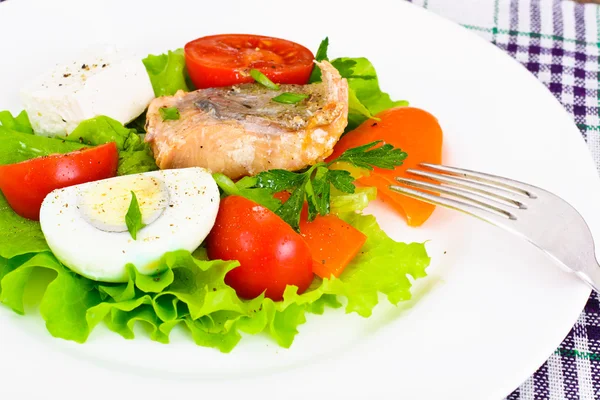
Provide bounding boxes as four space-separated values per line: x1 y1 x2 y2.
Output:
21 48 155 137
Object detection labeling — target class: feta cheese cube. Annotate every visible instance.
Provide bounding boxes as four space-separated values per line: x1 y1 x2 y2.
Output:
21 48 155 137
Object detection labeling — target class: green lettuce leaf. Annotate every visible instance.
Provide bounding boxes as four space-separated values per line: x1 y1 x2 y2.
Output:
0 123 79 261
0 252 102 342
142 49 190 97
0 212 429 351
308 38 407 131
330 186 377 214
0 42 425 352
0 194 49 259
0 110 33 134
0 113 156 176
336 57 408 130
66 116 157 175
0 119 87 260
126 111 147 133
0 125 85 165
322 213 430 316
347 87 376 130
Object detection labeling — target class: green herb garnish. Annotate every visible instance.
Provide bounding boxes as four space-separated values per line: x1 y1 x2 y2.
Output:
314 37 329 62
333 141 408 170
271 93 309 104
251 141 407 230
309 37 329 83
212 173 282 212
250 69 280 90
159 107 180 121
125 191 146 240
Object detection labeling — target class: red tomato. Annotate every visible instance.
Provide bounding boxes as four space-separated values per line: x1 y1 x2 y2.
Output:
206 195 314 301
0 143 119 220
185 34 315 89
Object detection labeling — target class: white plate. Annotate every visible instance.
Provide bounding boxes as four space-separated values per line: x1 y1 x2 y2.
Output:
0 0 597 399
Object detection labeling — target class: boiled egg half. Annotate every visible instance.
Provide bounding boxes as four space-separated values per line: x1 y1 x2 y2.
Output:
39 167 220 282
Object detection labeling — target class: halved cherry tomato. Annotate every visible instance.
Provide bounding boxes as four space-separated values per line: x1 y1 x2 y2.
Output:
206 195 314 301
274 191 367 279
327 107 443 227
0 143 119 220
185 34 315 89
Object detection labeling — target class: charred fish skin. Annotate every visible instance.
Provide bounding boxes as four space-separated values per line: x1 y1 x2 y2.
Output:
145 61 348 179
194 99 220 117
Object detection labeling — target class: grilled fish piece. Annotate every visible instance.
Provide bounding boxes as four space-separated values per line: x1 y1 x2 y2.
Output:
145 61 348 179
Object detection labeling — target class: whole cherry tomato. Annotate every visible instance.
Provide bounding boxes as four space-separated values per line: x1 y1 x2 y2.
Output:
207 195 314 301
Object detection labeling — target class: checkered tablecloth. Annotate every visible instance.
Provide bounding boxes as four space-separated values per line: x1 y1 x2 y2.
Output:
407 0 600 398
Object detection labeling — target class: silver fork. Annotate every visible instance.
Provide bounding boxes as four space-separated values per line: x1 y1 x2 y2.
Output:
389 163 600 293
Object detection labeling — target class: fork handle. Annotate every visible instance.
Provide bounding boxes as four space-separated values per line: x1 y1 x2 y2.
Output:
577 268 600 293
567 246 600 293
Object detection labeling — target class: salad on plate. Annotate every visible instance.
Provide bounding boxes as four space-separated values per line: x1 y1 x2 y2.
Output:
0 34 442 352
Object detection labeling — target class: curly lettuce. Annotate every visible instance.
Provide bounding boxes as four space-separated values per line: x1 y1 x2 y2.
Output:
0 195 49 259
0 42 428 352
0 208 429 352
142 49 191 97
335 57 409 130
0 110 33 134
0 125 85 165
309 38 408 131
0 111 156 176
66 116 157 175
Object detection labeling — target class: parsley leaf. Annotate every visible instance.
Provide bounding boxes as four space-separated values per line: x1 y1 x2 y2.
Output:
304 178 319 221
315 37 329 62
309 37 329 83
326 169 355 193
248 142 407 230
213 140 406 230
332 141 408 170
159 107 180 121
126 191 146 240
254 169 305 192
250 69 280 90
311 166 331 216
276 183 307 230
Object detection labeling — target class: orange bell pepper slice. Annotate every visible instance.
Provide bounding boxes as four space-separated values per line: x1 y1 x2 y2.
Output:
327 107 443 227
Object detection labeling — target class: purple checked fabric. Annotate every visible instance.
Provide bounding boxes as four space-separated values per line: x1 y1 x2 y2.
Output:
408 0 600 399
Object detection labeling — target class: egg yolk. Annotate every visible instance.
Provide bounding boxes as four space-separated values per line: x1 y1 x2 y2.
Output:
78 175 169 233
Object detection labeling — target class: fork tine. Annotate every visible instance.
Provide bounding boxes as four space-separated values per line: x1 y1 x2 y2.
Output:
396 177 517 219
407 169 529 207
420 163 537 199
389 185 516 225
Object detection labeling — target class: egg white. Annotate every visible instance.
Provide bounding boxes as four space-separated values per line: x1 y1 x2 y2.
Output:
39 167 220 282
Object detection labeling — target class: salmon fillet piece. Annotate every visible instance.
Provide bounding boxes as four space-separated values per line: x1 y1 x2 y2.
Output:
145 61 348 179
